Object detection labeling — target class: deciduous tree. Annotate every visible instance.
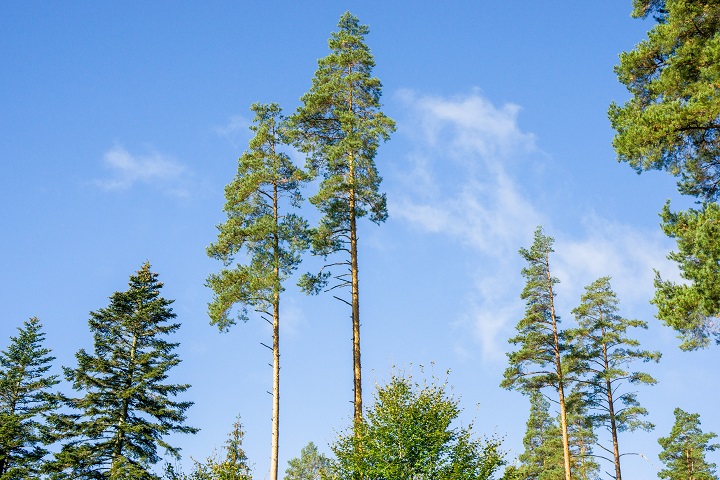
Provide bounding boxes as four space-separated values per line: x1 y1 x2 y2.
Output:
207 103 308 480
331 371 504 480
289 12 395 425
0 317 59 479
48 263 197 479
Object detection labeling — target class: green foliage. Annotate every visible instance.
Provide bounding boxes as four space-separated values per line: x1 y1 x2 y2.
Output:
515 391 599 480
515 391 566 480
502 227 578 395
610 0 720 201
0 317 59 479
573 277 659 477
653 202 720 350
284 442 330 480
658 408 719 480
165 416 252 480
48 263 197 479
289 11 395 292
330 370 505 480
207 102 309 330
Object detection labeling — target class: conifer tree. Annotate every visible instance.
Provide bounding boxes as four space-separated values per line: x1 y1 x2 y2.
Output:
289 12 395 424
48 263 197 479
207 103 308 480
163 415 252 480
501 227 576 480
658 408 719 480
516 391 566 480
609 0 720 348
572 277 660 479
0 317 59 479
284 442 330 480
653 202 720 350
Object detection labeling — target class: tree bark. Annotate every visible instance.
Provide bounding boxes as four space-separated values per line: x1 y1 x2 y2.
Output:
547 252 572 480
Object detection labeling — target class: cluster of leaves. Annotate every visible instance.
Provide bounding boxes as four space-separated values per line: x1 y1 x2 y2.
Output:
330 371 504 480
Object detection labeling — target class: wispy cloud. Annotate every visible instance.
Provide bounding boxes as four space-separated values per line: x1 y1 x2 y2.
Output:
94 145 189 196
392 89 671 363
215 115 251 149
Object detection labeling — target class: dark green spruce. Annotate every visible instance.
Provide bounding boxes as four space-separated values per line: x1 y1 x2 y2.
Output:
48 263 197 480
0 317 59 479
206 102 308 480
289 12 395 425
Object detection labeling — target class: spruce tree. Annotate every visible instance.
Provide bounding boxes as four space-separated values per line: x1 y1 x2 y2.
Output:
516 391 566 480
572 277 660 479
0 317 59 479
658 408 719 480
501 227 576 480
207 102 308 480
289 12 395 425
48 263 197 479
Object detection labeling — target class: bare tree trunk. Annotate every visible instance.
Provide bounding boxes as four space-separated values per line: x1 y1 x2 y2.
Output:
547 252 572 480
603 340 622 480
270 183 280 480
350 171 362 426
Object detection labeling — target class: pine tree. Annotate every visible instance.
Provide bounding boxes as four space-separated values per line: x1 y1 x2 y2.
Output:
653 202 720 350
572 277 660 479
289 12 395 425
501 227 576 480
284 442 330 480
609 0 720 349
207 103 308 480
658 408 719 480
48 263 197 479
0 317 59 479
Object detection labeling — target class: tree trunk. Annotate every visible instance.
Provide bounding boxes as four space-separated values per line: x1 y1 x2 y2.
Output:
547 252 572 480
603 340 622 480
270 182 280 480
350 166 362 426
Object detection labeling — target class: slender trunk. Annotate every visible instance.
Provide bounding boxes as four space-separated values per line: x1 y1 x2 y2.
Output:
349 158 362 426
270 177 281 480
602 338 622 480
546 251 572 480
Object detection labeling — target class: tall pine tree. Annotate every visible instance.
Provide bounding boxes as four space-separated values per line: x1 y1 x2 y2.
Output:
0 317 59 479
289 12 395 425
501 227 576 480
658 408 719 480
48 263 197 479
572 277 660 479
609 0 720 349
207 102 309 480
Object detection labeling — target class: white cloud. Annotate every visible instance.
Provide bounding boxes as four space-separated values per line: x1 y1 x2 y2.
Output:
215 115 251 148
94 145 189 195
391 89 673 363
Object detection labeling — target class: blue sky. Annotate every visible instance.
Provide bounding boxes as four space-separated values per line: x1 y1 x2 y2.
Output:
2 2 718 478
